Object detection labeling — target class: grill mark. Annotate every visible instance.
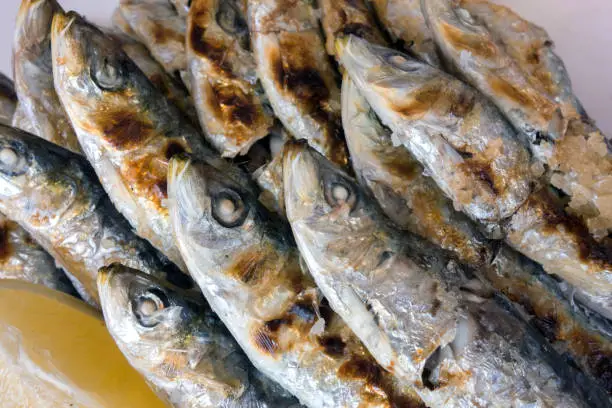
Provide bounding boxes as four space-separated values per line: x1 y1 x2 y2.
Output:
226 249 266 284
461 160 498 195
488 76 555 122
211 83 257 127
0 222 13 262
440 22 497 59
189 25 233 74
392 84 442 119
317 335 347 357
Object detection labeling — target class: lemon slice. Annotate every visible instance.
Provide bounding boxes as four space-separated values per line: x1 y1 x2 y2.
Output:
0 279 167 407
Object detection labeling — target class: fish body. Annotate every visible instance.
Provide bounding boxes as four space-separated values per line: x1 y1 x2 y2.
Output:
168 154 424 408
52 13 249 273
11 102 36 134
13 0 81 154
0 124 190 308
98 264 299 408
338 36 532 230
370 0 441 66
0 213 74 295
0 73 16 126
343 76 612 393
247 0 348 166
421 0 612 240
342 75 490 266
187 0 273 157
283 141 587 407
118 0 187 75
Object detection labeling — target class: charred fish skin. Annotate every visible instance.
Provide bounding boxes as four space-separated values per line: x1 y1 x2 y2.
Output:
319 0 386 58
342 76 612 393
0 213 76 295
0 124 191 308
118 0 187 75
369 0 441 67
0 72 16 126
337 35 533 229
168 154 425 408
421 0 612 240
13 0 82 154
342 75 491 266
283 142 588 407
187 0 274 158
98 264 299 408
51 12 252 274
247 0 348 166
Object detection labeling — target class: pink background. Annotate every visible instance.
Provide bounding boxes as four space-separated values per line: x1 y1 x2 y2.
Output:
2 0 611 135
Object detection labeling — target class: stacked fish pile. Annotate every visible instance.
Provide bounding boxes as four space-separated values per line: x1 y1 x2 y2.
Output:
1 0 611 406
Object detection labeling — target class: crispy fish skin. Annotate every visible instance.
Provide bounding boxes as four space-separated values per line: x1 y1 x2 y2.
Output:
421 0 612 240
343 77 612 392
187 0 273 158
118 0 187 74
98 264 299 408
505 188 612 319
283 142 586 407
338 36 532 228
0 125 191 308
168 155 424 408
370 0 441 66
319 0 386 58
51 13 250 274
112 32 199 125
0 73 16 126
247 0 348 166
342 75 491 266
13 0 82 154
0 213 75 295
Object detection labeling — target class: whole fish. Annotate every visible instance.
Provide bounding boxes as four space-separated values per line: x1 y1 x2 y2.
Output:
187 0 274 157
283 141 588 407
112 32 199 124
0 73 16 126
0 213 75 295
247 0 348 166
338 35 532 232
369 0 441 66
0 124 192 308
338 36 612 320
342 76 612 393
319 0 386 58
342 75 490 266
13 0 82 154
52 12 249 274
421 0 612 240
98 264 300 408
118 0 187 75
168 154 425 408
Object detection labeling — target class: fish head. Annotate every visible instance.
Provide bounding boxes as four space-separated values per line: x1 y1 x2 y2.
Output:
284 140 393 272
337 35 442 125
97 264 249 395
51 11 158 151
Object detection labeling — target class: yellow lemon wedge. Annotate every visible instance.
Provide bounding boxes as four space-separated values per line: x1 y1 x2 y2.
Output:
0 279 167 408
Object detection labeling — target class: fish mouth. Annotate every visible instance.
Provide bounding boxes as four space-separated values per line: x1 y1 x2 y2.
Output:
97 265 117 288
167 154 193 190
282 140 320 223
51 10 78 41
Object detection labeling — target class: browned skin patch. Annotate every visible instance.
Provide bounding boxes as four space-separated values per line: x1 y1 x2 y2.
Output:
225 247 267 284
318 335 347 358
440 21 497 59
392 83 443 120
460 160 498 195
152 23 185 46
95 108 156 151
189 25 234 75
339 357 426 407
378 146 421 181
0 221 13 263
488 77 555 122
532 190 612 268
484 261 612 393
122 151 171 213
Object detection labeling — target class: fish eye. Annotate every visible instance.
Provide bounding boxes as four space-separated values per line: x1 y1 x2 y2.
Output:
216 2 247 36
384 52 420 72
132 288 170 328
211 189 249 228
0 144 29 176
91 55 125 91
324 177 358 210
